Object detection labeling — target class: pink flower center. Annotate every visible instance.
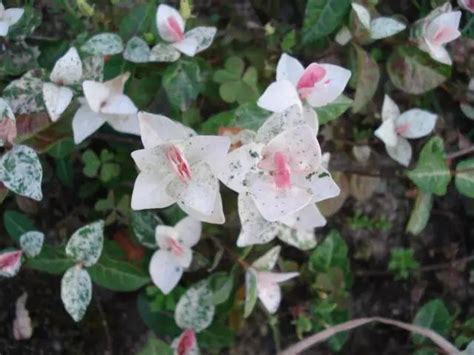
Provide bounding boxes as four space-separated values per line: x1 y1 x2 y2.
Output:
395 122 410 135
273 151 291 189
166 238 185 256
432 26 458 46
166 145 192 183
297 64 327 99
177 329 196 355
167 16 184 42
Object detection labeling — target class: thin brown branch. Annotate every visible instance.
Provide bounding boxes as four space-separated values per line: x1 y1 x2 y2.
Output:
446 146 474 160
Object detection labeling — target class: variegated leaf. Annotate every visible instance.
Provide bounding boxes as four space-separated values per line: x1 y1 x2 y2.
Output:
19 231 44 257
61 266 92 322
81 33 124 56
65 221 104 267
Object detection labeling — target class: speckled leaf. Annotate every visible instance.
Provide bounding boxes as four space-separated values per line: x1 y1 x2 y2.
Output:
406 191 433 235
81 33 124 56
352 44 380 113
244 268 258 318
455 158 474 198
407 137 451 196
252 246 281 271
19 231 44 257
6 6 41 39
65 221 104 267
3 69 46 114
0 98 17 147
82 56 104 82
131 210 163 249
61 266 92 322
162 60 202 111
278 227 317 251
123 37 151 63
149 43 181 63
175 280 215 332
0 145 43 201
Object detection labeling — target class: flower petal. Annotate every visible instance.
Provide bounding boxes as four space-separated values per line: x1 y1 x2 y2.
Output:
138 112 195 148
175 216 202 248
106 113 140 136
0 20 9 36
131 172 175 211
72 101 106 144
276 53 305 87
256 271 299 313
382 95 400 122
155 226 178 249
178 191 225 224
426 11 462 45
149 249 183 294
50 47 83 86
302 167 341 203
174 27 216 56
257 80 301 113
280 203 326 230
395 109 437 139
306 64 351 108
386 137 412 166
4 8 24 26
100 94 138 116
375 118 398 147
42 83 73 122
421 39 453 65
181 135 231 176
156 4 185 43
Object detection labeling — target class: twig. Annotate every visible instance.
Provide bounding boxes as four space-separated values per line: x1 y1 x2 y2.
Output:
93 133 141 146
94 294 113 355
446 146 474 160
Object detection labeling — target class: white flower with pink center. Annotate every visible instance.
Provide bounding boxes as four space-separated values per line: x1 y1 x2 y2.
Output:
72 72 140 144
149 216 201 294
375 95 438 166
131 112 230 224
257 53 351 115
0 3 24 37
418 4 461 65
219 105 340 222
171 329 199 355
156 4 217 58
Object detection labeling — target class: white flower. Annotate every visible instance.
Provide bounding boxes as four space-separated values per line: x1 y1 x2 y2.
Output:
131 112 230 224
42 48 83 122
0 250 22 277
257 53 351 114
156 4 216 58
171 329 199 355
218 105 340 222
459 0 474 13
0 3 24 36
248 246 298 314
375 95 437 166
418 5 462 65
72 72 139 144
149 216 201 294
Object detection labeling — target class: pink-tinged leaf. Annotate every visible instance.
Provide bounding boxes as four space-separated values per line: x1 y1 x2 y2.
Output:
0 118 17 146
173 329 198 355
0 250 22 277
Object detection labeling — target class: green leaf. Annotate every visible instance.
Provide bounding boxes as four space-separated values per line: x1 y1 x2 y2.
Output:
315 95 353 124
19 231 44 258
100 163 120 182
412 299 452 345
25 244 74 275
88 253 150 291
7 5 42 39
302 0 352 44
162 60 202 111
387 46 451 95
81 33 124 56
47 138 75 159
3 210 36 243
455 158 474 198
131 210 163 249
81 149 101 178
200 111 235 134
65 221 105 267
138 336 173 355
208 272 234 306
175 280 215 332
61 266 92 322
244 268 258 318
0 145 43 201
119 4 156 41
232 103 270 130
407 137 451 196
351 44 380 113
388 248 419 280
406 191 433 235
0 42 39 77
56 159 74 187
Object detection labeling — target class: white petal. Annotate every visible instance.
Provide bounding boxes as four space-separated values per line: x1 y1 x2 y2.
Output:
155 226 178 248
100 94 137 116
426 11 462 45
375 118 398 147
217 142 263 194
82 80 111 113
175 216 202 247
352 3 371 29
252 246 281 271
138 111 195 148
247 173 313 222
131 145 169 172
178 191 225 224
303 104 319 135
156 4 185 43
174 26 216 56
395 109 437 139
256 271 298 314
237 194 278 247
421 39 453 65
302 167 341 203
257 80 301 113
280 203 326 230
306 64 351 108
42 83 73 122
4 8 24 26
382 95 400 122
370 17 406 40
106 113 140 135
276 53 305 87
72 102 106 144
181 135 231 176
50 47 83 85
386 137 412 166
149 250 183 294
131 172 176 210
0 20 9 36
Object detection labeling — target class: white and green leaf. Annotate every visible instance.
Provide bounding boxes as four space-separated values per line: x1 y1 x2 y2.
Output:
19 231 44 257
61 265 92 322
65 220 104 267
244 267 258 318
81 33 124 56
455 158 474 198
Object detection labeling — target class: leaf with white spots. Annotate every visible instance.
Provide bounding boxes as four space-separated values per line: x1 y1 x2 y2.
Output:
81 33 124 56
278 227 317 251
0 98 17 147
252 245 281 271
370 17 406 40
49 47 83 85
0 145 43 201
175 280 215 332
82 56 104 82
19 231 44 257
42 83 74 122
0 250 22 277
123 36 151 63
149 43 181 62
3 69 46 114
61 266 92 322
244 268 258 318
65 221 104 267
